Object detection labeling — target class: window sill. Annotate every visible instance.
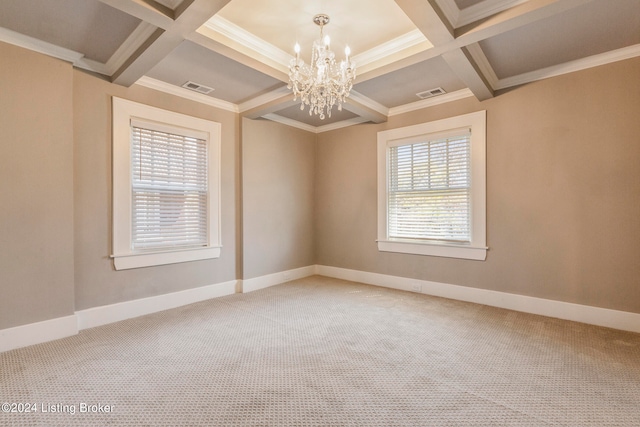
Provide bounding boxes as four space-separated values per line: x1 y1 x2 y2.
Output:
377 240 487 261
112 246 221 270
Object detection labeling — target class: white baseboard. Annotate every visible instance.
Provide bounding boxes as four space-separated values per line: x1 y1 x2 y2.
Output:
241 265 317 293
4 265 638 354
76 279 238 330
316 265 640 333
0 315 78 353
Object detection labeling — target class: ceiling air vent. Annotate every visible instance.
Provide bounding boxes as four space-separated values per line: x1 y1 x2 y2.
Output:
416 87 446 99
182 81 214 94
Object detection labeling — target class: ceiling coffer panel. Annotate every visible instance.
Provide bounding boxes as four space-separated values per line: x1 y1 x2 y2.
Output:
0 0 141 63
0 0 639 130
479 0 640 79
147 41 284 104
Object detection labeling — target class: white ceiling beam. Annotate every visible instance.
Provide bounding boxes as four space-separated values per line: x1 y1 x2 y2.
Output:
111 0 232 86
394 0 455 45
98 0 174 29
442 47 493 99
464 42 499 90
361 0 595 86
240 92 298 120
455 0 597 45
386 0 596 100
343 91 389 124
456 0 531 28
441 0 596 98
239 88 388 124
441 48 494 100
394 0 493 100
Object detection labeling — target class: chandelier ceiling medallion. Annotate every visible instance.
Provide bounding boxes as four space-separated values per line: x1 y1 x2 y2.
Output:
288 14 356 120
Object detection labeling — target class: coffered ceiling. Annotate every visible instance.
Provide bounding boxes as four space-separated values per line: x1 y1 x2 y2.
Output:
1 0 638 132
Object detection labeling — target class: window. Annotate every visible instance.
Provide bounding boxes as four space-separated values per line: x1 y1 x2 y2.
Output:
377 111 487 260
112 97 221 270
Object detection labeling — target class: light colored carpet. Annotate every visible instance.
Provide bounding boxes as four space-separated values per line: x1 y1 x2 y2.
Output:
1 275 639 426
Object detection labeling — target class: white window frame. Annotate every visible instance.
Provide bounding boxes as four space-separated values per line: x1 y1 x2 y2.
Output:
112 97 222 270
377 110 487 261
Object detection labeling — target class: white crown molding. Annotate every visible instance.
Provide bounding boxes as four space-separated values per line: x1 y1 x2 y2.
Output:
203 15 292 68
0 26 85 66
262 114 318 133
203 16 432 80
389 88 475 116
316 117 371 133
135 76 239 113
496 43 640 90
353 29 431 69
0 24 157 78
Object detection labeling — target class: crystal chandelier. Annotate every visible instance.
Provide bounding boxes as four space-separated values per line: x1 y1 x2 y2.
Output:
288 14 356 120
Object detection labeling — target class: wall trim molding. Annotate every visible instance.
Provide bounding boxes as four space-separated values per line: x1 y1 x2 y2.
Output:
388 88 475 116
261 113 318 133
241 265 318 293
135 76 239 113
76 280 238 330
496 43 640 90
5 265 639 353
316 265 640 333
0 315 78 353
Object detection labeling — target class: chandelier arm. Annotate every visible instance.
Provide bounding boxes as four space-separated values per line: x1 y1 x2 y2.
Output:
287 13 356 120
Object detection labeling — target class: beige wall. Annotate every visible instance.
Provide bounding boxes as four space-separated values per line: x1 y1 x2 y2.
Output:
242 118 316 279
1 40 638 332
0 42 75 328
73 70 239 310
316 57 640 314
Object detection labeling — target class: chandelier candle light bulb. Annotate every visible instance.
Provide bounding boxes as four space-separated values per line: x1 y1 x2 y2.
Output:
287 14 356 120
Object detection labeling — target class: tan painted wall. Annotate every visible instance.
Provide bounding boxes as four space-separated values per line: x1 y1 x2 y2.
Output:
73 70 239 310
242 118 316 279
0 42 75 328
1 40 638 332
316 57 640 313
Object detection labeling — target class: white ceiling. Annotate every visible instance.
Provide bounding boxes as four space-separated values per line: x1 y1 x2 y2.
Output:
1 0 638 132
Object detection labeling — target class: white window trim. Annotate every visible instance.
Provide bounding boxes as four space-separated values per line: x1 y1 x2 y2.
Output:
112 97 222 270
377 110 487 261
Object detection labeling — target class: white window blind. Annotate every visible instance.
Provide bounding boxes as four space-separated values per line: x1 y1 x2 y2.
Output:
388 131 471 243
131 125 208 251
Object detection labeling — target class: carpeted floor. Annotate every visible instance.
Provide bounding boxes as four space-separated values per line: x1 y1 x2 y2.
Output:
1 275 639 426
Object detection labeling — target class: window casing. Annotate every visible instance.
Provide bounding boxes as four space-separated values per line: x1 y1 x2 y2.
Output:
377 111 487 260
112 97 221 270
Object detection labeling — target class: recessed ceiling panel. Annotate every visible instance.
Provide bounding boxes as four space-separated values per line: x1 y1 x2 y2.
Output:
354 57 467 107
147 41 284 104
479 0 640 79
216 0 418 59
0 0 141 63
274 103 360 127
